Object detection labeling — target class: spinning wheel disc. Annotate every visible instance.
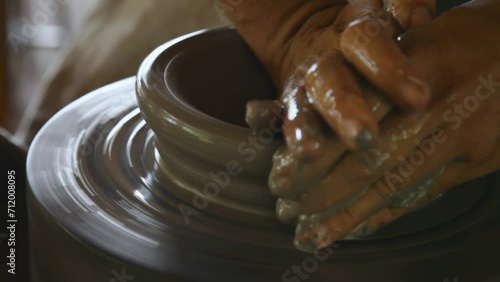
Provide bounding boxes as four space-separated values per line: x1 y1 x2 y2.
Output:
27 28 500 282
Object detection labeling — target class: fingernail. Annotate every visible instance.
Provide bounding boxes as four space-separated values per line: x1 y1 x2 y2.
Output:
245 100 283 131
294 215 319 253
269 148 299 198
245 101 265 130
276 198 299 224
294 235 318 253
295 214 336 252
268 175 293 197
342 120 375 151
272 146 287 163
292 139 324 160
288 124 325 159
356 129 373 151
401 78 430 108
410 8 433 28
316 238 333 250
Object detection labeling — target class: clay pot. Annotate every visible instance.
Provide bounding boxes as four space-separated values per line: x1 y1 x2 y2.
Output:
136 28 282 226
27 27 500 282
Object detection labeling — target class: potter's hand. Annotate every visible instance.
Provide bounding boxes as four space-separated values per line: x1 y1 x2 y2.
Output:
246 0 435 206
287 0 500 252
238 0 434 152
245 0 435 221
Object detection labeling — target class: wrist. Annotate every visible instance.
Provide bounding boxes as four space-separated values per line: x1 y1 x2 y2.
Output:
219 0 345 92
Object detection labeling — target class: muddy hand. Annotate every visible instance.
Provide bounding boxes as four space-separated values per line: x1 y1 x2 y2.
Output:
384 0 435 29
244 0 434 156
246 0 435 208
294 0 500 252
243 0 436 224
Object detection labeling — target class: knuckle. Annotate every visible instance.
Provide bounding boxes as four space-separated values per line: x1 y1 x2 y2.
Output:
340 16 392 55
375 178 401 199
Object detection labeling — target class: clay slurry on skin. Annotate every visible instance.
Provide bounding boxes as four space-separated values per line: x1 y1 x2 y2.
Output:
220 0 488 253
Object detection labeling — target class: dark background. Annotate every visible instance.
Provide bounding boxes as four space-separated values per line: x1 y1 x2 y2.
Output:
0 130 29 282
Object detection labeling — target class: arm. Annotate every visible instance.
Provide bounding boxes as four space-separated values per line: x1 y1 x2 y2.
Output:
216 0 346 88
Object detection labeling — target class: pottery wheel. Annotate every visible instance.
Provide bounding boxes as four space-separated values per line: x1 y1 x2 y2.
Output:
27 28 500 282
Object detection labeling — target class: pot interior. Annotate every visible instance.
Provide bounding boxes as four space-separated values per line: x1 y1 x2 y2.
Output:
165 35 277 127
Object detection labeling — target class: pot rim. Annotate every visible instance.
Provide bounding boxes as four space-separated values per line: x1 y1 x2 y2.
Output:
136 27 268 151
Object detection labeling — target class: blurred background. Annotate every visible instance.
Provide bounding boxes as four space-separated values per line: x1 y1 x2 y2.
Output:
0 0 227 146
2 0 97 131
